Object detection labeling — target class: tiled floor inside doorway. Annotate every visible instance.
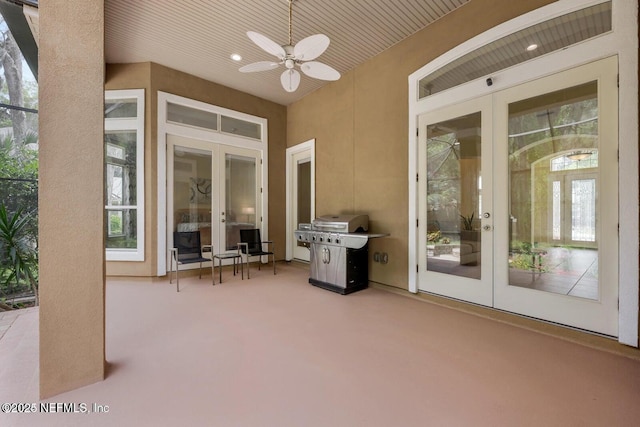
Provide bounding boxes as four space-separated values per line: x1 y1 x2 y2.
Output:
428 247 598 299
510 247 598 299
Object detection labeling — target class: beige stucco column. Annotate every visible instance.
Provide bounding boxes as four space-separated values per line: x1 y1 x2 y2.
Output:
39 0 105 398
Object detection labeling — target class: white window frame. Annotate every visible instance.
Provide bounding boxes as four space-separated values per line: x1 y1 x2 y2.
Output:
156 91 269 275
408 0 638 346
105 89 145 261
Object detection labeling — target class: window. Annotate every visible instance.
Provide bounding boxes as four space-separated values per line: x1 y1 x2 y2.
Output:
418 2 612 99
105 89 145 261
166 101 262 140
551 150 598 171
167 102 218 130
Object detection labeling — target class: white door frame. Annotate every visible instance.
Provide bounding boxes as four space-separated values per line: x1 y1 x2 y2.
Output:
286 139 315 261
408 0 638 345
417 96 494 307
157 91 269 276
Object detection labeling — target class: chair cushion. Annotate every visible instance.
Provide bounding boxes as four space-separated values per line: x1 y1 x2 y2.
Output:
178 256 211 265
247 249 273 256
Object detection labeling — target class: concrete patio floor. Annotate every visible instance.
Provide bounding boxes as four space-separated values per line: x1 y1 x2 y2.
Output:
1 262 640 426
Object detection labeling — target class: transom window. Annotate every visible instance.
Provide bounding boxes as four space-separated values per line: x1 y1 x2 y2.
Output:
418 1 612 99
167 102 262 140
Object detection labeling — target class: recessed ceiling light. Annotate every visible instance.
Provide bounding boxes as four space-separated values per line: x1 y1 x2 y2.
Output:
526 43 538 52
230 53 242 61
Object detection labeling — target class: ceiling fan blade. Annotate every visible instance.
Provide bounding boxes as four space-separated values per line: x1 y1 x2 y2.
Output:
293 34 330 61
247 31 286 59
239 61 280 73
281 69 301 92
300 61 341 81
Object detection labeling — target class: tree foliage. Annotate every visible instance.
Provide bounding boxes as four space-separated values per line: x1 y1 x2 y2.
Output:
0 26 23 136
0 137 38 236
0 15 39 306
0 204 38 305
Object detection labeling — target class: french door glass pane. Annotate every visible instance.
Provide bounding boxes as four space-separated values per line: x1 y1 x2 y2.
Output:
508 81 599 300
296 160 311 248
426 112 482 280
225 154 257 250
571 179 596 242
173 147 213 247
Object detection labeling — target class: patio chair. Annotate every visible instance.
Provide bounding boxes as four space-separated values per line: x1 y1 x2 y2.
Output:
169 231 213 292
238 229 276 279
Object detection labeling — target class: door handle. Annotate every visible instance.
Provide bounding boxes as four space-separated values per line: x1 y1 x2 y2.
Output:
322 247 330 264
483 212 491 218
221 219 226 223
483 225 492 231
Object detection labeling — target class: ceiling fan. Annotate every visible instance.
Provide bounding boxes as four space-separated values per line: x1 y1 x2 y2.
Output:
239 0 340 92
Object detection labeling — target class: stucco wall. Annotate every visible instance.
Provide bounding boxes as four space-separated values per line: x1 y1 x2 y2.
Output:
287 0 556 289
105 62 287 276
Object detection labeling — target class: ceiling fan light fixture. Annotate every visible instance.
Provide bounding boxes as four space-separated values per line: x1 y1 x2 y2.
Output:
281 69 301 92
566 151 592 161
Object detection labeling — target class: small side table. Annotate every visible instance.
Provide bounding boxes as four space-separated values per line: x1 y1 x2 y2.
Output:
213 252 243 283
530 248 548 281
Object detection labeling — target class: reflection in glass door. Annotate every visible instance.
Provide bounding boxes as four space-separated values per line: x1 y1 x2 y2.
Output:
426 112 482 279
293 157 311 261
168 135 262 262
173 145 213 249
418 96 493 306
506 82 601 299
222 151 259 251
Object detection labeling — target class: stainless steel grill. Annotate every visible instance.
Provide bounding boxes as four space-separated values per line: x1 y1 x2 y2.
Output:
295 215 388 294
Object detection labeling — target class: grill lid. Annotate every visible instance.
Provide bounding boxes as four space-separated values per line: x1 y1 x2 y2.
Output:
311 214 369 233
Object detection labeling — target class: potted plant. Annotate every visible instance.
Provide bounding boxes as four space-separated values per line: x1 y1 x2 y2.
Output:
459 212 477 233
459 212 480 265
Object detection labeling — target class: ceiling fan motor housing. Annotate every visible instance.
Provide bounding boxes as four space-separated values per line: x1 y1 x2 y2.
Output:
284 45 295 68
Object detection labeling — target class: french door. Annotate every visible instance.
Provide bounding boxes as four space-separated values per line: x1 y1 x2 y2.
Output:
291 152 312 261
493 57 618 336
418 96 494 306
418 57 618 336
168 134 261 261
286 140 315 262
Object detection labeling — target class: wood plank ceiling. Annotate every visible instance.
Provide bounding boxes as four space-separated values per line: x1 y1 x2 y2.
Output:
105 0 468 105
